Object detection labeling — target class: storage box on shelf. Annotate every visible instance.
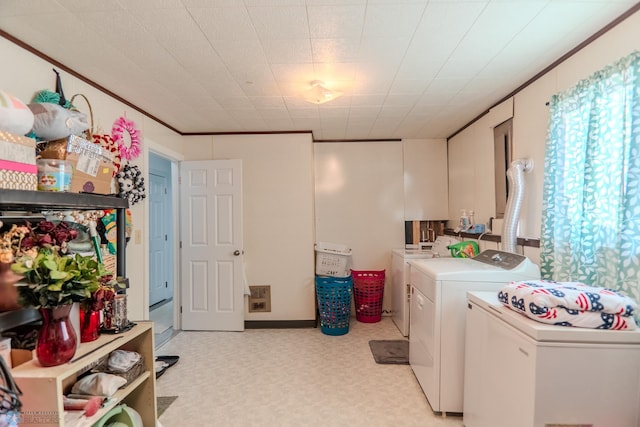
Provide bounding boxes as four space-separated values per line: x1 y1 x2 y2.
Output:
40 135 115 194
11 322 156 427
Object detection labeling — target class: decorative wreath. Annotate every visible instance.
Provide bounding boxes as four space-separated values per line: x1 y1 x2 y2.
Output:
112 116 142 161
116 164 146 205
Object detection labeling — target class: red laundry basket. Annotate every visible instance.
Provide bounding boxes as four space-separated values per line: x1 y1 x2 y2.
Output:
351 270 385 323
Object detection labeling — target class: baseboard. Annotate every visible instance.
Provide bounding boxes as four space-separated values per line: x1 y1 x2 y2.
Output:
244 320 316 329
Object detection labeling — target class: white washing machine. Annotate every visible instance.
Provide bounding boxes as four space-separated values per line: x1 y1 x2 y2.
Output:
464 291 640 427
391 236 457 336
409 250 540 414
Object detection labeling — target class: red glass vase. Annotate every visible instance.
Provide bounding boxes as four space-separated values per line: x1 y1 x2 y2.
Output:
36 305 77 367
80 309 101 343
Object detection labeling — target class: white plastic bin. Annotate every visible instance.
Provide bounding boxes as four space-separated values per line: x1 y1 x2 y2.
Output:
315 242 352 277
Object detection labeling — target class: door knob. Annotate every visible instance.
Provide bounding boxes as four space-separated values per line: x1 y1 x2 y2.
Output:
234 250 241 256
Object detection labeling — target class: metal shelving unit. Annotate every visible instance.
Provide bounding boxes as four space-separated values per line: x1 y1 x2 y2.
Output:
0 189 129 333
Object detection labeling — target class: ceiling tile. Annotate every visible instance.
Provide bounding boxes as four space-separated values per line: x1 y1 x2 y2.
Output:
244 0 305 6
307 5 365 38
389 79 431 95
117 0 184 9
313 62 357 83
362 3 426 38
319 107 350 119
311 38 361 63
191 7 257 41
59 0 124 12
160 38 224 71
264 118 295 130
270 63 315 84
355 63 399 83
262 38 312 64
250 96 286 109
306 0 366 5
132 8 207 41
216 97 254 109
447 1 548 65
1 0 634 139
286 106 320 118
248 6 309 39
379 104 414 117
383 94 421 107
395 1 486 81
182 0 239 6
241 80 281 96
258 108 292 119
348 106 382 118
358 37 410 64
0 0 64 15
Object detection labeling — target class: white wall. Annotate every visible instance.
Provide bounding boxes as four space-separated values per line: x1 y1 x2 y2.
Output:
314 141 405 312
448 9 640 258
0 37 185 321
213 133 316 321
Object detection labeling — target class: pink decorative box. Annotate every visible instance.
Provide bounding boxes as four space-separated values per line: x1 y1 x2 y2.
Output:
0 159 37 190
0 130 37 190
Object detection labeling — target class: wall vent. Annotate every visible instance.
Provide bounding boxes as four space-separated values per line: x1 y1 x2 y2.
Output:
249 285 271 312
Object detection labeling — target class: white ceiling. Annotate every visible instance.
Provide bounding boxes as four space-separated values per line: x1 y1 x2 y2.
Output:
0 0 637 140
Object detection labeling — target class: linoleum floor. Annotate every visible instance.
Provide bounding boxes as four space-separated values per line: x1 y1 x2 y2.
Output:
155 317 464 427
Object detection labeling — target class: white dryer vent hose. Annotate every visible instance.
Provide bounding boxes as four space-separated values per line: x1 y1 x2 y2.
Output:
502 158 533 253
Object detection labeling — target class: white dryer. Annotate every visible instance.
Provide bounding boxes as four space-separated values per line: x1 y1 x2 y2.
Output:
464 291 640 427
391 236 457 336
408 250 540 414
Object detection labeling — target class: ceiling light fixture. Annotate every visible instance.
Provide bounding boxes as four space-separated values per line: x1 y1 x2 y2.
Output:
302 80 343 105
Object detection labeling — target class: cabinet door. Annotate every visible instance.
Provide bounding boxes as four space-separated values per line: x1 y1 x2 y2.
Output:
403 139 448 220
391 253 409 336
465 305 536 427
463 301 488 427
409 286 439 411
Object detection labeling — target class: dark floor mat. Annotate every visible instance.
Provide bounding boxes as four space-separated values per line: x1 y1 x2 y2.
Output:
157 395 178 417
155 355 179 379
368 340 409 365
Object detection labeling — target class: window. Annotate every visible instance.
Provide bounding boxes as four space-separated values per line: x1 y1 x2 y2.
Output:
493 118 513 219
540 51 640 318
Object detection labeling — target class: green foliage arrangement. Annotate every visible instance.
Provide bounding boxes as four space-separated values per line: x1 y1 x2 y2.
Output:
11 249 112 309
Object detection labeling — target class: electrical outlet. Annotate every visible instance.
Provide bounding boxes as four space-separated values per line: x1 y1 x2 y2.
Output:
134 230 141 244
249 285 271 312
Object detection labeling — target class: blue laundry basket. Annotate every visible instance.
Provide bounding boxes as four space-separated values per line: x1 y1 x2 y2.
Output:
315 275 353 336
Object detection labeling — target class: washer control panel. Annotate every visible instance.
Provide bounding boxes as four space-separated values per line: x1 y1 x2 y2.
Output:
472 249 526 270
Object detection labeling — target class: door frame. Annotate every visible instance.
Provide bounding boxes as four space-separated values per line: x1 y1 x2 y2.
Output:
145 142 183 330
148 154 174 306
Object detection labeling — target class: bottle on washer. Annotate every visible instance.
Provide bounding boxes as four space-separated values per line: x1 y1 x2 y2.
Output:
460 209 469 230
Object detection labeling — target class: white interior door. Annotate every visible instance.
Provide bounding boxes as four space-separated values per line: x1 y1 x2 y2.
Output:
180 160 244 331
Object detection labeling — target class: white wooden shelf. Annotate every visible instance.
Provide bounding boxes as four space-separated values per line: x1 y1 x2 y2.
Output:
11 322 156 427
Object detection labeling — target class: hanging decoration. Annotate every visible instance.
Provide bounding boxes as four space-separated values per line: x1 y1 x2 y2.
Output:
112 116 142 161
101 209 132 255
116 165 146 205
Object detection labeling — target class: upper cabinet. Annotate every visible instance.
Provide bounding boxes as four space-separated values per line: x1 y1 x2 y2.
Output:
403 139 448 221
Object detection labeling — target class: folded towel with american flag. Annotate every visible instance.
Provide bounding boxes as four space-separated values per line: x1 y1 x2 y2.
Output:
498 280 637 330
